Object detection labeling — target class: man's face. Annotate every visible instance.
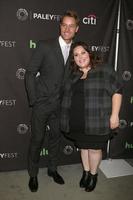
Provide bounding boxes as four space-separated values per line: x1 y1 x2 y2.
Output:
60 16 79 43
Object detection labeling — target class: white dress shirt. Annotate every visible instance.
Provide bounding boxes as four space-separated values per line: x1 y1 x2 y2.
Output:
59 36 72 64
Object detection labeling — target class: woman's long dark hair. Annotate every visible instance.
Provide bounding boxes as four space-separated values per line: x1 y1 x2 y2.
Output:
69 41 103 72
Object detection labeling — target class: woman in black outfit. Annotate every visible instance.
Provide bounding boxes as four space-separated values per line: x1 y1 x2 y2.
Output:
61 41 123 192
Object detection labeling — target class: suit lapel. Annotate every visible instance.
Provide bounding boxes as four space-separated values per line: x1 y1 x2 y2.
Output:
53 39 64 66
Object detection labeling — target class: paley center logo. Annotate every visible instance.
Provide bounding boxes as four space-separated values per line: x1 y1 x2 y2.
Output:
16 8 61 22
63 145 79 155
83 14 97 25
16 8 28 21
122 70 132 81
16 68 26 79
126 19 133 30
17 124 30 134
119 119 133 129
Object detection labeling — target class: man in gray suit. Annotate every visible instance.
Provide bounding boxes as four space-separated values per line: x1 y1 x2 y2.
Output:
25 10 79 192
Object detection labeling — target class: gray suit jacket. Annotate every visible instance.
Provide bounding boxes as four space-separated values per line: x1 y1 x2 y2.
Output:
25 38 68 106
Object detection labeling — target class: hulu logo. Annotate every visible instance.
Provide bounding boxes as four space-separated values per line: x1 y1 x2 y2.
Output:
125 142 133 149
130 96 133 104
29 40 36 48
40 148 48 156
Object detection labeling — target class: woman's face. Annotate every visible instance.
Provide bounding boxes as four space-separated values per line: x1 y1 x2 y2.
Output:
73 45 90 69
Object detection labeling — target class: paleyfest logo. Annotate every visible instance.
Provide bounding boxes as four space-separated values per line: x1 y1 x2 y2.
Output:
16 8 61 22
89 45 109 53
0 99 16 106
32 13 61 21
0 152 18 159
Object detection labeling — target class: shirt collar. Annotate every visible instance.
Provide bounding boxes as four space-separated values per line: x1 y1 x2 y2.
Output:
59 36 72 48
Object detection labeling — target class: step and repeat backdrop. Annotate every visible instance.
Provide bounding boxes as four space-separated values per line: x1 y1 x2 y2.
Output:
0 0 133 171
110 0 133 158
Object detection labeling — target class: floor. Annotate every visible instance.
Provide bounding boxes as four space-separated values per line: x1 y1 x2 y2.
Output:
0 160 133 200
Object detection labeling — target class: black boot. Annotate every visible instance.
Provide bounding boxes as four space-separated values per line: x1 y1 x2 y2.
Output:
79 170 90 188
85 173 98 192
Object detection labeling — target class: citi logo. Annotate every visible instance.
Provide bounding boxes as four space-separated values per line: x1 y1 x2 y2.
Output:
125 142 133 149
83 14 97 25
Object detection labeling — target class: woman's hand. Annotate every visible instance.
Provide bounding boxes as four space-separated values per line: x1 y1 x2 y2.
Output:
110 114 119 129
